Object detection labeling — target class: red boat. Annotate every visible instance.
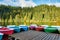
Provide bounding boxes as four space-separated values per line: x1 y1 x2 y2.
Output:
35 26 44 31
0 27 14 35
0 27 14 40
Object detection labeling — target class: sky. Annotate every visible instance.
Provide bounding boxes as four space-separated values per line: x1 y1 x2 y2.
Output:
0 0 60 7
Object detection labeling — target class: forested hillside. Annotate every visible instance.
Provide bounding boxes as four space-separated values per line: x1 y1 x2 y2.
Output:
0 5 60 26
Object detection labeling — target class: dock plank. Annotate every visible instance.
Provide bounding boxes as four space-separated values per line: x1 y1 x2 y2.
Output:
11 30 60 40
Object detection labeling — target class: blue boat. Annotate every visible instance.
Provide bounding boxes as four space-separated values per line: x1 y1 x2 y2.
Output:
19 25 28 31
7 25 21 33
0 33 3 40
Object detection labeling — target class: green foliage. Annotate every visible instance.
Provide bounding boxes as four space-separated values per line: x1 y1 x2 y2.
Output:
8 15 13 25
0 5 60 26
14 14 20 25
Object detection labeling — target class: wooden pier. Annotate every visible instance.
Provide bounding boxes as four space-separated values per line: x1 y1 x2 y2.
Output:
11 30 60 40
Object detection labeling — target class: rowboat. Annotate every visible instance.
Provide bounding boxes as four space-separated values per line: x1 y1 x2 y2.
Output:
7 25 21 33
44 27 57 33
0 33 3 40
30 24 37 30
0 27 14 35
19 25 28 31
35 26 44 31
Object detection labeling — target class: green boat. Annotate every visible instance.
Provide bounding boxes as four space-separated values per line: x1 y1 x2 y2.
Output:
44 27 57 33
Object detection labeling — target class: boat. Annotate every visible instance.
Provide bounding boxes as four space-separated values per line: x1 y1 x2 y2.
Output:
44 27 57 33
29 24 38 30
0 27 14 35
0 33 3 40
19 25 28 31
7 25 21 33
35 26 44 31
